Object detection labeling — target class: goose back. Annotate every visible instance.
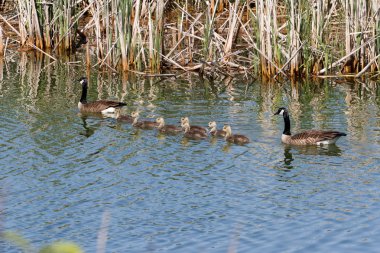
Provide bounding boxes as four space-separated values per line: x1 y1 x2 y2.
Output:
283 130 347 145
226 134 250 144
79 100 127 113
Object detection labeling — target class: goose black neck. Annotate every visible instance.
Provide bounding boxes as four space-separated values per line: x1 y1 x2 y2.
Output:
80 83 87 103
283 111 291 135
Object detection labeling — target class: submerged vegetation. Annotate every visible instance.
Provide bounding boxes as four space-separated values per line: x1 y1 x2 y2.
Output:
0 0 379 80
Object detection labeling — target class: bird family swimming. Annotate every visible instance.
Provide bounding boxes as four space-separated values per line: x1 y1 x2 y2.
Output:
77 77 127 114
76 81 347 147
274 107 347 145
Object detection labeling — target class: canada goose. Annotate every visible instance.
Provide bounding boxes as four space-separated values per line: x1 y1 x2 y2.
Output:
156 117 182 134
182 122 208 139
131 111 158 129
115 109 133 123
180 117 207 134
274 107 347 145
222 125 250 144
77 77 127 114
208 121 226 137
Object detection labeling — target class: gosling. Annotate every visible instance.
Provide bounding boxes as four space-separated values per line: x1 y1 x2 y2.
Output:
182 122 208 139
208 121 226 137
222 125 250 144
156 117 182 134
115 109 133 123
131 111 158 129
180 117 207 134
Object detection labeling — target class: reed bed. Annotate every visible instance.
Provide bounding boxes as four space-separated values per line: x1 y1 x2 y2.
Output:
0 0 379 80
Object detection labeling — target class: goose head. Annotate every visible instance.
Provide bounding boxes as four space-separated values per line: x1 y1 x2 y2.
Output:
156 117 165 127
274 107 287 116
131 111 140 118
222 125 232 137
78 77 88 86
180 117 189 124
180 117 189 127
208 121 217 129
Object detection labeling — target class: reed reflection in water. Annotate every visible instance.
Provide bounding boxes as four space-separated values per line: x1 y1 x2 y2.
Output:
0 60 379 253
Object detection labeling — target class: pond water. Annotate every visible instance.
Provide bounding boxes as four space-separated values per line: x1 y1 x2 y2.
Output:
1 59 380 252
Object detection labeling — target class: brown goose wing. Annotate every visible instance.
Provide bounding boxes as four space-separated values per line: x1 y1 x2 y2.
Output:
83 100 127 112
291 130 346 145
190 125 207 133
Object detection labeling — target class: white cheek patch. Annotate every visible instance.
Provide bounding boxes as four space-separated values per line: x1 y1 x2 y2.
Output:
279 109 284 115
80 80 84 84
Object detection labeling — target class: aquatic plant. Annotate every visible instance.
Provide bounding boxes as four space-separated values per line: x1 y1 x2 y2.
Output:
0 0 379 79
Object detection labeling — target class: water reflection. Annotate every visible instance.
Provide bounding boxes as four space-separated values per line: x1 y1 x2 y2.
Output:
277 145 343 173
1 58 380 253
79 115 96 138
283 147 294 171
285 144 342 157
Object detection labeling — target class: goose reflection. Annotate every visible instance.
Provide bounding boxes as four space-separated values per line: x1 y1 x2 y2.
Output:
283 147 294 170
280 144 342 172
79 115 95 138
286 144 343 157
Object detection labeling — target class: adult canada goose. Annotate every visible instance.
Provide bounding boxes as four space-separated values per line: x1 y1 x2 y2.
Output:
222 125 250 144
208 121 226 137
77 77 127 114
182 122 208 139
131 111 158 129
274 107 347 145
156 117 182 134
180 117 207 134
115 109 133 123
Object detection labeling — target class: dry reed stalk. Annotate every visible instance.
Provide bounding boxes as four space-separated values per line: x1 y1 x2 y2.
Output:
91 0 104 61
43 2 52 48
0 57 3 81
255 0 280 77
257 0 266 76
370 0 380 72
203 0 220 61
237 15 287 77
267 0 277 75
31 0 43 48
130 0 142 67
319 35 380 74
115 0 131 71
103 0 112 67
17 0 30 46
289 0 301 77
223 1 240 61
340 0 379 74
165 13 203 59
148 1 154 70
147 0 164 72
0 24 3 57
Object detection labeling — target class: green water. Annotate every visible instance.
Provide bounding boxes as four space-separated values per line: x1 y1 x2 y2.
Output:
1 59 380 252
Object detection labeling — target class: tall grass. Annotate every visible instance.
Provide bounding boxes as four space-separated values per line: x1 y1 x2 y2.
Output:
2 0 380 79
0 24 4 56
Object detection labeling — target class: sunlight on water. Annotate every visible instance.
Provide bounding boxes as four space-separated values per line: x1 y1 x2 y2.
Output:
0 59 380 252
